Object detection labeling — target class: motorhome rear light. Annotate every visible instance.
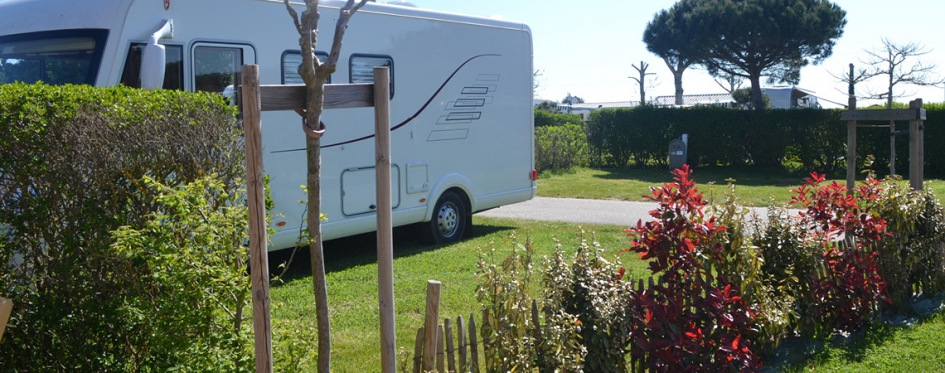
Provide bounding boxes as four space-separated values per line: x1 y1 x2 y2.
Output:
530 169 538 181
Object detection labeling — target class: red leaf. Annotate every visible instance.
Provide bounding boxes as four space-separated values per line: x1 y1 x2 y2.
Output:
732 334 740 350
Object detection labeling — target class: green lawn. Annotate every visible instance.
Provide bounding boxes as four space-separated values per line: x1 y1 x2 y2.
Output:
268 216 646 372
537 167 945 207
783 313 945 372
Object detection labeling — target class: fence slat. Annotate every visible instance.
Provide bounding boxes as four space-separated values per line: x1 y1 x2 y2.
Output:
412 327 424 373
469 313 480 373
436 324 446 373
445 318 456 373
457 315 468 373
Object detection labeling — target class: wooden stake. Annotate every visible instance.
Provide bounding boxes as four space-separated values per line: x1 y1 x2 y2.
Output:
241 64 274 373
373 66 397 373
412 327 424 373
0 297 12 342
422 280 441 371
457 315 468 373
445 318 456 373
468 313 480 373
436 324 445 373
909 99 924 190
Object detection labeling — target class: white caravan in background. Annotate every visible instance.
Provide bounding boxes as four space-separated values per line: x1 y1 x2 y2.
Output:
0 0 536 250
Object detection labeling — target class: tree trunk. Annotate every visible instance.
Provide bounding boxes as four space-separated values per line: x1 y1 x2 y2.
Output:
673 69 685 106
749 73 764 111
305 81 331 373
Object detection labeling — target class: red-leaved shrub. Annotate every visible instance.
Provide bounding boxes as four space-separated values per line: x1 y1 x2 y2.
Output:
624 165 762 372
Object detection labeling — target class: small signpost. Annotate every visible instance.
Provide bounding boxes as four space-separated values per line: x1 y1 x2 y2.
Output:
241 65 396 373
841 98 926 191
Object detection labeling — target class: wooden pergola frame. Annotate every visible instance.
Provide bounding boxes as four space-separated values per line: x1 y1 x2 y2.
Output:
240 64 397 373
842 98 926 192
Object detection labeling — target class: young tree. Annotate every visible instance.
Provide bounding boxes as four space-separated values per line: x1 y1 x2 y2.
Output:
695 0 847 110
860 39 943 175
643 0 707 105
861 39 944 108
281 1 369 372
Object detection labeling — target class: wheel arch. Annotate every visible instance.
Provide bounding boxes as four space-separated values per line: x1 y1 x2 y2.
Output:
424 173 475 222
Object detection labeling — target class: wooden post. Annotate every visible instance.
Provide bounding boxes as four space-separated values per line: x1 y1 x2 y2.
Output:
422 280 441 371
909 99 924 190
0 297 12 342
241 64 274 373
847 96 857 193
373 66 397 373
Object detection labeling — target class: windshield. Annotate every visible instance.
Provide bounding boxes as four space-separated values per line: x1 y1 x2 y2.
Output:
0 29 108 85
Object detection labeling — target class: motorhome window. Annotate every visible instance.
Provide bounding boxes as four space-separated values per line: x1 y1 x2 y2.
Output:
119 44 183 90
349 54 394 98
194 46 242 94
282 51 329 84
0 29 108 85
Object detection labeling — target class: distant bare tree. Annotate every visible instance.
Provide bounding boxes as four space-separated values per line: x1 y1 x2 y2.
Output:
712 71 744 94
860 39 943 175
831 62 870 106
629 61 656 105
862 38 944 108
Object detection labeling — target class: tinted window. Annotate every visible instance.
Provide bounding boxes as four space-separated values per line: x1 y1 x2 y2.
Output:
194 46 242 94
282 51 329 84
0 29 108 85
349 54 393 98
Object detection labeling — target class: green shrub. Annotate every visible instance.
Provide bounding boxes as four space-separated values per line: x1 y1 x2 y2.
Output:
476 234 585 372
871 179 945 308
534 107 583 127
0 83 243 370
544 236 634 373
534 122 588 172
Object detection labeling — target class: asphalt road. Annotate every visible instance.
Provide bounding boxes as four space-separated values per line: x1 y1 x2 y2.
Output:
477 196 785 227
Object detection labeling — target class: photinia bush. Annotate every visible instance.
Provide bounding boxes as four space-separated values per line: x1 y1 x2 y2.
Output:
790 172 889 334
623 165 762 372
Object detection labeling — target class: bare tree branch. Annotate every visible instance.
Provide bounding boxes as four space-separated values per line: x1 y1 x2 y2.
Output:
860 38 944 107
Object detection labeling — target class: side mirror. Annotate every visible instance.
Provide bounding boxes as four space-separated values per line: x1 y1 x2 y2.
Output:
140 43 166 89
140 19 174 89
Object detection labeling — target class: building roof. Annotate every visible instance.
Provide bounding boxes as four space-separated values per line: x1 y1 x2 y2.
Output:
652 93 734 107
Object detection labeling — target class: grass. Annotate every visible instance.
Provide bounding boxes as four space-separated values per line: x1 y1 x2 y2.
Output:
537 167 945 207
782 313 945 372
268 216 646 372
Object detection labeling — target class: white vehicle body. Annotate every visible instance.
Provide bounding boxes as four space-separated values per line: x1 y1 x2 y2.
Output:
0 0 536 250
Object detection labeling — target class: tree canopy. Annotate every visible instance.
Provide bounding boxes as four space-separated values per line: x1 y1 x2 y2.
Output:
646 0 846 110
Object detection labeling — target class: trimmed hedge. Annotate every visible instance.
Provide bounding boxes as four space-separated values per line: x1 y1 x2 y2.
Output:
0 83 244 371
586 105 944 177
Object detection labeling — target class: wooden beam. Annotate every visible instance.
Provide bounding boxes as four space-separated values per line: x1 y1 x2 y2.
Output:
841 108 926 121
846 96 857 193
241 64 274 373
258 84 374 111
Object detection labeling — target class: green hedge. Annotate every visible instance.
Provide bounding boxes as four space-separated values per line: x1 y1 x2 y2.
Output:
0 83 245 371
586 105 944 177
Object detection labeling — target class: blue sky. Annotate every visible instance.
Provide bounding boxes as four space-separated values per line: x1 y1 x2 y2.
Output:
415 0 945 108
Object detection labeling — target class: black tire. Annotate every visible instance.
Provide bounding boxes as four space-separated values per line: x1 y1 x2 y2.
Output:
424 191 467 244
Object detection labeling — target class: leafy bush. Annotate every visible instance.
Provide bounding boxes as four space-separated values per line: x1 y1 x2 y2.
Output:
110 176 253 372
544 235 634 372
790 173 889 334
476 234 585 372
534 123 588 172
534 107 583 127
710 182 795 356
623 165 762 371
0 83 243 370
871 180 945 308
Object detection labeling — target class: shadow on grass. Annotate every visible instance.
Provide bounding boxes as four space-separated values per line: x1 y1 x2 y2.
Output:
267 222 516 285
590 166 829 187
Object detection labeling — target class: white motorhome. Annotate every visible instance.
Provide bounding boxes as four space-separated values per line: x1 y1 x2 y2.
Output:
0 0 536 250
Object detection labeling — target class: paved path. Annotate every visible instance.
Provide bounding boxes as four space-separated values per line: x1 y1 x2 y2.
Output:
477 196 785 227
